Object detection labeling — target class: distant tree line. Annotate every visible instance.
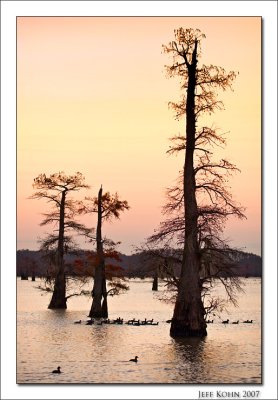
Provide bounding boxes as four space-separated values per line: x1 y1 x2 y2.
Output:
17 249 262 279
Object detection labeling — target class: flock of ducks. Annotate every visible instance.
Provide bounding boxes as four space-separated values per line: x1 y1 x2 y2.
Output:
74 317 255 326
74 317 159 326
126 318 158 326
206 319 254 324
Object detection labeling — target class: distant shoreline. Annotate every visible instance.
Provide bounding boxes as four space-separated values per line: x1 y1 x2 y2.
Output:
17 249 262 278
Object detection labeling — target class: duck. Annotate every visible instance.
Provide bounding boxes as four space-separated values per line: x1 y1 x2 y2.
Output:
74 320 82 324
222 319 229 324
151 321 159 325
243 319 253 323
52 366 61 374
166 319 172 323
207 319 214 324
232 320 239 324
86 318 94 325
129 356 139 363
147 319 154 325
112 317 123 325
126 318 135 325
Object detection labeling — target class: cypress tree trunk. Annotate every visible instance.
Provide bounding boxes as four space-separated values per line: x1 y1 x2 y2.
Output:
152 273 158 291
170 40 207 337
48 189 67 309
89 262 107 318
89 186 108 318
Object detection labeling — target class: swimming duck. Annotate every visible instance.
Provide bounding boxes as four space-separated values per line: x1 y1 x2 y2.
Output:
243 319 253 323
129 356 139 362
232 320 239 324
166 319 172 323
222 319 229 324
52 366 61 374
74 320 82 324
126 318 135 325
111 317 123 324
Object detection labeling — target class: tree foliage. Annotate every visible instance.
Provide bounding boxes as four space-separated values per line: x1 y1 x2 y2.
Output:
84 191 130 221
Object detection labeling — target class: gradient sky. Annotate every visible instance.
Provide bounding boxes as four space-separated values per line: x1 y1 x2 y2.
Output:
17 16 261 255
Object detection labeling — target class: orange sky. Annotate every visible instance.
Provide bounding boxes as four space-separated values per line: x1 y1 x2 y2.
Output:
17 16 261 255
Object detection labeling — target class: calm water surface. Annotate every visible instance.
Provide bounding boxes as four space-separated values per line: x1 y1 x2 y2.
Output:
17 278 261 384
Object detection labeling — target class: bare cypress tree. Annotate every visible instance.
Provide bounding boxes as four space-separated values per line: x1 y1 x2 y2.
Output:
85 187 130 318
30 172 90 309
162 28 240 337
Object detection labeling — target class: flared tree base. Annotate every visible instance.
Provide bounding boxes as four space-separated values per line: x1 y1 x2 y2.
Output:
48 300 67 309
48 272 67 309
88 298 108 319
170 319 207 338
88 309 103 318
48 291 67 309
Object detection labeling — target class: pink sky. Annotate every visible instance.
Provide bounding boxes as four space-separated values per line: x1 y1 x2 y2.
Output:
17 16 261 255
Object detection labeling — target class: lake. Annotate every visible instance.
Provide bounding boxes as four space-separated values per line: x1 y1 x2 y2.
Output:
17 277 261 384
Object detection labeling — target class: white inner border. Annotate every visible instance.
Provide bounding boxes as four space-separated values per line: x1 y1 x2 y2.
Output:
1 1 277 399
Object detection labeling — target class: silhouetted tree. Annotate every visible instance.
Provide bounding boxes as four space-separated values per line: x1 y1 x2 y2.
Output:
161 28 244 337
133 249 166 291
85 186 130 318
152 272 158 291
30 172 90 309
